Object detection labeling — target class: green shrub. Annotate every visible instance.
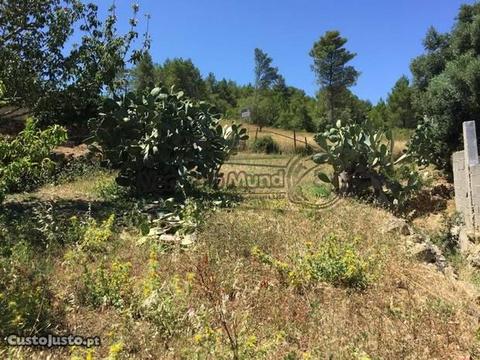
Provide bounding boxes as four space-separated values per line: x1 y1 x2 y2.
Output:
252 136 280 154
140 256 192 342
62 214 133 309
63 214 116 263
0 80 7 106
0 118 67 202
0 241 56 336
80 260 133 309
305 183 332 198
409 4 480 172
93 87 248 196
408 116 444 168
313 119 422 209
252 234 373 290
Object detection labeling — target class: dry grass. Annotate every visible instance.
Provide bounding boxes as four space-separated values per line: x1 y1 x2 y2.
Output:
228 122 319 153
5 171 115 203
3 153 479 360
8 199 480 359
175 200 480 359
227 122 409 158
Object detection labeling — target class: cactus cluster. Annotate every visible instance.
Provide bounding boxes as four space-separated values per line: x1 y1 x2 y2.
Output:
93 87 248 195
312 120 421 208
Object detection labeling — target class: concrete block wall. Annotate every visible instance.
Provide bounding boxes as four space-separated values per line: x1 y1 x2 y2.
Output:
453 151 472 228
453 121 480 231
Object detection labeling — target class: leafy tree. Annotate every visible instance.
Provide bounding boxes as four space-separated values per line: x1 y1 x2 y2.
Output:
204 73 239 114
0 118 67 202
315 88 370 131
409 3 480 171
369 99 390 128
205 72 217 94
275 88 315 131
338 91 372 125
0 0 145 128
0 0 74 105
132 51 156 92
310 31 359 124
156 58 207 100
387 76 416 128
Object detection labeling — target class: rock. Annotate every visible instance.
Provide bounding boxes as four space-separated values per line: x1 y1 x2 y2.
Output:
467 249 480 268
409 243 437 263
443 265 458 280
459 228 475 253
408 241 453 274
435 254 448 272
406 233 426 244
409 241 444 264
159 234 179 242
180 232 197 247
383 218 411 236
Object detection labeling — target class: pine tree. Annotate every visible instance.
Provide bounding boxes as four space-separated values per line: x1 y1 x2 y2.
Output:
253 48 281 130
133 51 156 91
387 75 416 128
309 31 359 124
254 48 280 91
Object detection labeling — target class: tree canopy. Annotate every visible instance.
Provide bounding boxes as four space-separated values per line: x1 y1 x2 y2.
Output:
254 48 281 91
409 3 480 170
157 58 207 100
310 31 359 124
387 75 416 128
0 0 145 128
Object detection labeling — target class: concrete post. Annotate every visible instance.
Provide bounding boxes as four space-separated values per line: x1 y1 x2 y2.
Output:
464 121 479 167
454 121 480 232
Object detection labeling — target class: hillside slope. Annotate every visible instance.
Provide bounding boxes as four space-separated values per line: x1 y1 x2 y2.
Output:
2 164 479 359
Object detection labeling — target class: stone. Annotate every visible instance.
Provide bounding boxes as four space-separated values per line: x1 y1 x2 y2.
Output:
382 218 411 236
159 234 179 242
406 233 427 244
468 252 480 268
408 241 444 267
453 122 480 232
463 121 478 167
443 265 458 280
409 243 437 263
180 232 197 246
457 228 480 253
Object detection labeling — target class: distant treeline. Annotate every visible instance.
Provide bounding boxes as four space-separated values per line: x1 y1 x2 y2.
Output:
129 43 417 133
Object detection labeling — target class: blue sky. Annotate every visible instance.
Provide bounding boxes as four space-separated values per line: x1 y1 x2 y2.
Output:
102 0 475 103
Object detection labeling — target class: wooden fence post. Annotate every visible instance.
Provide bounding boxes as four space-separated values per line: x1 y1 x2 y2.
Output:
255 127 259 142
293 130 297 151
305 137 308 151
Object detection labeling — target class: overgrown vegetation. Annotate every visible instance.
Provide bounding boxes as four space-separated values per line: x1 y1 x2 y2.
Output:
252 234 375 290
0 118 67 202
408 3 480 171
313 119 422 209
93 87 247 195
2 1 480 359
252 136 280 154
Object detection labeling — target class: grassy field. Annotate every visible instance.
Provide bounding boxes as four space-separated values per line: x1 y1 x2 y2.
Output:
1 150 480 359
228 122 410 158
